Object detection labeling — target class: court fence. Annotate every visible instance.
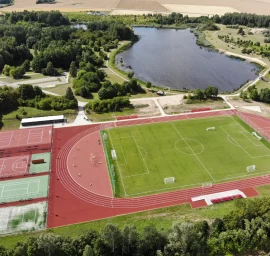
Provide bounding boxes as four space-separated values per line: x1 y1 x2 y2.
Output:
0 190 48 204
100 130 116 196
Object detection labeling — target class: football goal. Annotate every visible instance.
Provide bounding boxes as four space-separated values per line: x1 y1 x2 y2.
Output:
103 133 108 140
206 127 215 131
111 150 117 160
246 165 256 172
164 177 175 184
252 132 262 141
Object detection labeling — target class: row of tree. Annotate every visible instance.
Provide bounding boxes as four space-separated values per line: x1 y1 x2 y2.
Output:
241 83 270 103
0 84 77 113
1 197 270 255
4 11 69 26
184 86 219 101
85 96 131 113
212 13 270 28
98 79 145 100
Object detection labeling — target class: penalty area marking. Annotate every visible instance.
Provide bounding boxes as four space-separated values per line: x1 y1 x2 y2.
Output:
221 125 270 159
132 136 150 175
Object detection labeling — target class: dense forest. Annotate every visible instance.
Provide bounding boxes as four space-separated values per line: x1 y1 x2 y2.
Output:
0 11 138 117
213 12 270 28
1 197 270 255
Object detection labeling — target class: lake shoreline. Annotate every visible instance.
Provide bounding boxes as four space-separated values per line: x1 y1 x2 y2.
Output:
115 27 260 93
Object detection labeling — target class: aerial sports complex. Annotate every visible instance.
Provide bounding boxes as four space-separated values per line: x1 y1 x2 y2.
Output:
0 109 270 231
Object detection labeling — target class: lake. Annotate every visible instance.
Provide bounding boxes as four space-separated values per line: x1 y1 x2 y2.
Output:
116 28 260 92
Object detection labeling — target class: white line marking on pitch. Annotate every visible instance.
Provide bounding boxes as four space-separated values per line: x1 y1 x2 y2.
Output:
132 136 150 174
108 129 128 196
221 123 270 158
170 122 215 181
241 131 262 147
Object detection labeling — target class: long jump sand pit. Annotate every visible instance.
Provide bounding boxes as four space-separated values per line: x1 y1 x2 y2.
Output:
163 4 239 17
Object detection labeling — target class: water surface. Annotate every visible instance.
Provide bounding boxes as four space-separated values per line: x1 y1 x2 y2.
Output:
116 28 259 92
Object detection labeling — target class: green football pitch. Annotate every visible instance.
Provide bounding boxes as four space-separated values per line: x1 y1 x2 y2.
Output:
103 115 270 197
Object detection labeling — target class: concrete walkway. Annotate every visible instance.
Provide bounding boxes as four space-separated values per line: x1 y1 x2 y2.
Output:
106 48 129 82
73 101 91 125
153 98 167 116
0 75 69 89
42 89 91 126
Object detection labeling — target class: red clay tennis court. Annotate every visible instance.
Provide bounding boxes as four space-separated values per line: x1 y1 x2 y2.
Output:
0 126 52 155
0 155 30 179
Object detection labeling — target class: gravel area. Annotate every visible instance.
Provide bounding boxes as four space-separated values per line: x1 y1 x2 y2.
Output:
132 99 161 117
227 96 270 117
158 95 228 114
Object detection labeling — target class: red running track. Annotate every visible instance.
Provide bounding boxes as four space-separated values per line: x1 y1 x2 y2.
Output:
47 110 270 228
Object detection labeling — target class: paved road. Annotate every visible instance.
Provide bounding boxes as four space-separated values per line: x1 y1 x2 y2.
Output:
42 89 91 126
0 73 68 88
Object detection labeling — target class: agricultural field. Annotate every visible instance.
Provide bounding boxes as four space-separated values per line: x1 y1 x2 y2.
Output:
104 115 270 197
3 0 270 15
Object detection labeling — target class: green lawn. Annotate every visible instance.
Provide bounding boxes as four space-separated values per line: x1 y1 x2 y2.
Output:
45 83 70 96
0 73 46 84
87 108 137 122
104 115 270 197
255 79 270 90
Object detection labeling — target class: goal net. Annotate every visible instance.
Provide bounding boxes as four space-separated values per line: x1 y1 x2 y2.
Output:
252 132 262 141
246 165 256 172
103 132 108 140
206 127 215 131
202 182 212 188
164 177 175 184
111 149 117 160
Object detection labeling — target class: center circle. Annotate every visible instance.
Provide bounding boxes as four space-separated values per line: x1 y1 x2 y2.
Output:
175 139 204 155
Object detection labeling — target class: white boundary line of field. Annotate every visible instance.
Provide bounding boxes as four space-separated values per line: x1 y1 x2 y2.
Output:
113 146 128 165
108 129 128 196
138 146 148 160
110 136 150 178
170 122 215 181
0 156 29 176
132 136 150 174
241 131 262 147
0 131 13 148
0 180 40 199
27 128 44 144
124 168 270 197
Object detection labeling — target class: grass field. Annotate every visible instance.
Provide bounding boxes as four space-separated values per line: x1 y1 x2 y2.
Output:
104 115 270 197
